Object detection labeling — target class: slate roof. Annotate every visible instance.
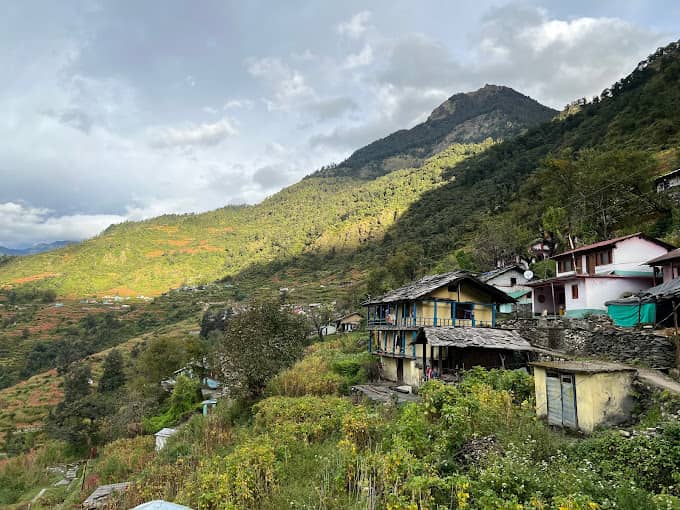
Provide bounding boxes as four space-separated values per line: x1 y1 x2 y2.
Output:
530 360 636 373
478 265 523 282
363 271 516 305
555 233 674 258
416 327 534 351
82 482 131 509
604 277 680 305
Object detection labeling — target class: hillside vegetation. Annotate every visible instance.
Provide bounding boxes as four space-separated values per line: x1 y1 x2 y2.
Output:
2 42 680 302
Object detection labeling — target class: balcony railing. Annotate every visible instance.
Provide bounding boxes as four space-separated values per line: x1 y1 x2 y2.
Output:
367 317 493 329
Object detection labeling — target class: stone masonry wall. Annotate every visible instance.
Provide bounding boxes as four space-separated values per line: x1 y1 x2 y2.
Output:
500 316 676 369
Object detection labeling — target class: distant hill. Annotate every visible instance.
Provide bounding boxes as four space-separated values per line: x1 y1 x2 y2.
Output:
0 241 75 256
316 84 557 179
1 39 680 299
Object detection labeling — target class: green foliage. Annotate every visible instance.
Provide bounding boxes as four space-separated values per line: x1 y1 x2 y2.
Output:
214 300 309 397
143 375 201 433
98 349 126 393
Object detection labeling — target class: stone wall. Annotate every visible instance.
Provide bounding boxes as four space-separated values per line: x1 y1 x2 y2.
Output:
500 316 676 369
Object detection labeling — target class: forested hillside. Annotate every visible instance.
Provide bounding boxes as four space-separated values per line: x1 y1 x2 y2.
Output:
1 40 680 301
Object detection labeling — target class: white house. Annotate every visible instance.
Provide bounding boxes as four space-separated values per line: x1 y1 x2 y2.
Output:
478 266 533 313
655 168 680 193
527 233 674 317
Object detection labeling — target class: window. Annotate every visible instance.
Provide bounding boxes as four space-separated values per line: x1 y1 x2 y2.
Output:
571 284 579 299
597 249 612 265
558 258 573 272
510 277 517 286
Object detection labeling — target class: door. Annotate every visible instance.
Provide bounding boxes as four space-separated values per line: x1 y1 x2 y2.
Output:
560 374 578 428
546 373 563 426
397 358 404 383
546 371 578 428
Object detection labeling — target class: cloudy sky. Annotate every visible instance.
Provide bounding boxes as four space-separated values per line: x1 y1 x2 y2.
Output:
1 1 677 247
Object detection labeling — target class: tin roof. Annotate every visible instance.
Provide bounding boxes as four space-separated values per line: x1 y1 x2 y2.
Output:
131 501 194 510
416 327 534 351
363 271 516 305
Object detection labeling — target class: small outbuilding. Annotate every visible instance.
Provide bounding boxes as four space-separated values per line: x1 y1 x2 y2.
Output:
334 312 363 332
154 427 178 451
531 361 637 433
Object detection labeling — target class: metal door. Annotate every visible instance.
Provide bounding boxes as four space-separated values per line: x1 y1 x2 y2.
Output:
560 374 578 428
546 373 563 426
546 371 578 428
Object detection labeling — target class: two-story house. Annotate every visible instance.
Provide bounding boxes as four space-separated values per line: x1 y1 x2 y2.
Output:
363 271 533 388
527 233 674 317
479 265 533 313
646 248 680 283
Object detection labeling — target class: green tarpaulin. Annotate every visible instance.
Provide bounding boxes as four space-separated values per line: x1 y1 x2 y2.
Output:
607 302 656 327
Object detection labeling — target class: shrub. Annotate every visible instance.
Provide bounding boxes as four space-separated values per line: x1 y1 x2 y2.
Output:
253 396 353 443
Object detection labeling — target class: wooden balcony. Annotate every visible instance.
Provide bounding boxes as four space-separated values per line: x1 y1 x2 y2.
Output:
367 317 493 330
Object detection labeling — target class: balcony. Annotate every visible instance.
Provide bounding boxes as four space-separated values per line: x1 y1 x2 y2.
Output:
367 316 493 330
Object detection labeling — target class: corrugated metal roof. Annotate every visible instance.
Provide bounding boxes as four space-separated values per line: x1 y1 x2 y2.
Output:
418 327 534 351
363 271 516 305
605 276 680 304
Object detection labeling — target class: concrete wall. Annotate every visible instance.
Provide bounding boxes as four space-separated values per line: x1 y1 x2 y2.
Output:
584 277 652 311
380 356 422 387
533 367 636 433
576 371 636 433
612 237 668 267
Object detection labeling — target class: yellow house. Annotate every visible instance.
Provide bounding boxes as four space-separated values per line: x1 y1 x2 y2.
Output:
364 271 528 388
531 361 637 433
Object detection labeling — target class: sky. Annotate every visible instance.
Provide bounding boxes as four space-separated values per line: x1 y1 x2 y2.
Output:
1 1 678 248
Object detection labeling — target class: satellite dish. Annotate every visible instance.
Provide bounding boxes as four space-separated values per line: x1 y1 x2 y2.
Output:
523 270 534 280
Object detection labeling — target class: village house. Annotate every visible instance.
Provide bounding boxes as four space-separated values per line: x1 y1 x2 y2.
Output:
527 233 674 317
647 248 680 283
531 361 637 433
363 271 533 388
478 265 533 313
655 167 680 193
334 312 363 332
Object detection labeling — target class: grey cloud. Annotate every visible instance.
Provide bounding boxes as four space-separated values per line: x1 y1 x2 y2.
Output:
305 97 358 120
253 164 297 190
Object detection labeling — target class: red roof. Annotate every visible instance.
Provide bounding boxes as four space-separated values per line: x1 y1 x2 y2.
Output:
554 233 675 258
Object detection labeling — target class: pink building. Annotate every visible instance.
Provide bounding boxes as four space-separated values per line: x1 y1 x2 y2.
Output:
527 233 674 317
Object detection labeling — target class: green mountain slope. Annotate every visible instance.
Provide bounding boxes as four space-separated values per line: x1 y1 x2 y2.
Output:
2 39 680 300
0 83 552 298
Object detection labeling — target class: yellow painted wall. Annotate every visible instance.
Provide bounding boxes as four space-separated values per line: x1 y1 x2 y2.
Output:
418 282 494 324
533 367 635 433
380 356 423 387
533 367 548 418
576 371 635 433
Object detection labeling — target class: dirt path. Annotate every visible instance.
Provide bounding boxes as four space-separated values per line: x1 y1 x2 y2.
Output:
637 368 680 395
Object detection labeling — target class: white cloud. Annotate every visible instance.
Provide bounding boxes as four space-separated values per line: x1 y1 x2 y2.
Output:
343 44 374 69
246 57 315 111
224 99 254 110
148 118 238 148
0 202 125 247
336 11 372 38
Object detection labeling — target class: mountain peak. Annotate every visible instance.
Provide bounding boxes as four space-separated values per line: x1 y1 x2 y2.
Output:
318 84 557 179
427 84 547 122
